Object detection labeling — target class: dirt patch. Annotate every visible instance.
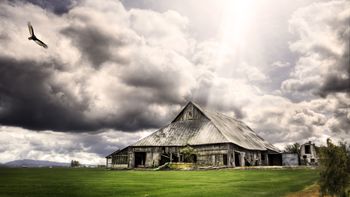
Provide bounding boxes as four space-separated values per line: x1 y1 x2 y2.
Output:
285 184 332 197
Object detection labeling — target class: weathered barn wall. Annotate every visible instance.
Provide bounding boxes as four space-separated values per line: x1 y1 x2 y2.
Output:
232 144 268 167
282 153 299 166
107 148 129 169
129 146 179 168
106 157 112 168
124 144 267 168
261 151 269 166
194 144 230 166
108 144 269 168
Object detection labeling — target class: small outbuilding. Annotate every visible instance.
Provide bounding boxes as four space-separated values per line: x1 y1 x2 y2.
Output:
300 141 318 165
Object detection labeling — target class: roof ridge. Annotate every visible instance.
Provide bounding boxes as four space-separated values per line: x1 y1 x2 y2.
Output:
171 101 211 123
197 105 269 150
198 105 279 151
189 103 235 145
190 102 263 148
175 102 232 146
192 101 243 123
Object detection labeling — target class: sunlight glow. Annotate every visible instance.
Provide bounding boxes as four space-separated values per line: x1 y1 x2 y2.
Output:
206 0 257 106
216 0 256 67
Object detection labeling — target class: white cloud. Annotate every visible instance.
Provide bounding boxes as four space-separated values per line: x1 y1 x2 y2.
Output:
0 126 152 164
282 0 350 98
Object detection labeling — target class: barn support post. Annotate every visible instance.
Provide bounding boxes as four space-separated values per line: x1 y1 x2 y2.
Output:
240 152 245 167
128 148 134 168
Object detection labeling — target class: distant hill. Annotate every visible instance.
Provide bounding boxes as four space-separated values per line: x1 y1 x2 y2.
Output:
4 159 70 168
0 163 8 168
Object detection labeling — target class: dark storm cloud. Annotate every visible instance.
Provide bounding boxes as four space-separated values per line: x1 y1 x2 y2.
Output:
282 0 350 105
119 65 192 105
61 26 129 68
26 131 117 156
318 12 350 96
11 0 75 14
319 44 350 96
109 104 171 131
0 57 92 131
0 0 196 132
0 0 252 134
0 56 171 131
231 107 245 119
205 100 245 119
320 74 350 96
329 96 350 134
277 1 350 142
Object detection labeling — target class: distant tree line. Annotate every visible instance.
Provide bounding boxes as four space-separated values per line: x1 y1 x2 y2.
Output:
70 160 80 168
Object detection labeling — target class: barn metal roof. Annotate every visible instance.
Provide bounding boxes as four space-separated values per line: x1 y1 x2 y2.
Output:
132 102 280 152
105 147 128 158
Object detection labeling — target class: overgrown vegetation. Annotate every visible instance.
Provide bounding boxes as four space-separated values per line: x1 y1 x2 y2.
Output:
0 168 319 197
180 146 197 163
318 139 350 197
284 143 301 155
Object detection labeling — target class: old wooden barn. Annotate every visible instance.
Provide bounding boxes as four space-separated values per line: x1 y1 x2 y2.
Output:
106 102 281 168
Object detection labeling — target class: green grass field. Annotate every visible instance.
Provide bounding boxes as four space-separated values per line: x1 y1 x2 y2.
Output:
0 168 319 197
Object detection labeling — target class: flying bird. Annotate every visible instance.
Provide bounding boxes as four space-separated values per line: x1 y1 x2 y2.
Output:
27 22 48 48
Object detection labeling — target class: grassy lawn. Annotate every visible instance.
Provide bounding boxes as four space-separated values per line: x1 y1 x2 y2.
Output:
0 168 319 197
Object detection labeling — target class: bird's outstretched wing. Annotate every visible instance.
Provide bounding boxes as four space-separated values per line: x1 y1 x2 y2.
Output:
34 38 48 48
27 22 34 36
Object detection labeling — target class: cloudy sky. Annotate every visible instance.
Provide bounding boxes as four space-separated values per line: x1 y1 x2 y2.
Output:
0 0 349 164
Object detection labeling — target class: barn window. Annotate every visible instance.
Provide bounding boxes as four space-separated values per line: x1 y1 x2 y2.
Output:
305 145 311 154
188 111 193 119
186 105 194 120
112 155 128 164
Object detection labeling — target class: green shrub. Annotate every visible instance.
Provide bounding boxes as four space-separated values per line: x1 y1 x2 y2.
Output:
180 146 197 163
318 139 350 197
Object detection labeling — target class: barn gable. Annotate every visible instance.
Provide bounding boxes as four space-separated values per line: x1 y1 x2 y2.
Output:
172 102 209 122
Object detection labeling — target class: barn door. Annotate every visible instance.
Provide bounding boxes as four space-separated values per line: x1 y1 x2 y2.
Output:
223 154 228 166
234 152 240 167
134 152 146 167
